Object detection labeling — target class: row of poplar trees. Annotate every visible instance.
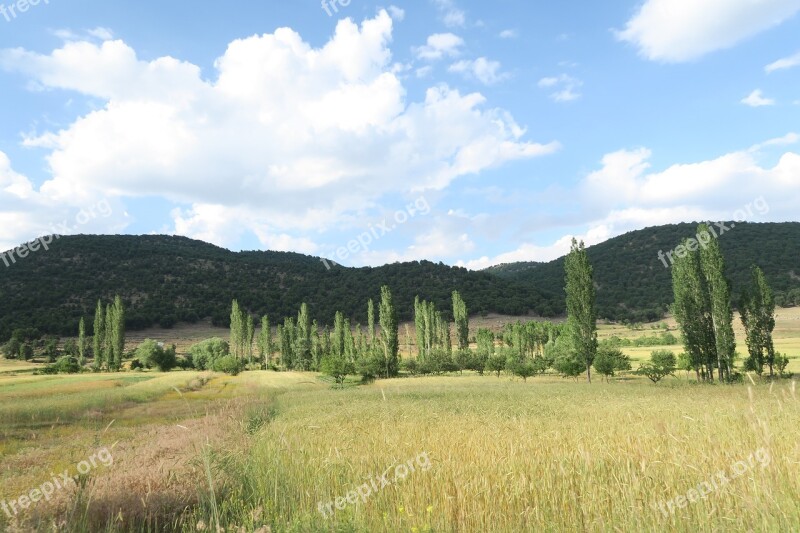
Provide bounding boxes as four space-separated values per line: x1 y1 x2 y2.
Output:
74 296 126 371
672 223 778 380
228 285 400 378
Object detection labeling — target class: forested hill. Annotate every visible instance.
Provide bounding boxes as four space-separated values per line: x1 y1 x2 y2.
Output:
1 222 798 340
484 222 800 322
0 235 559 340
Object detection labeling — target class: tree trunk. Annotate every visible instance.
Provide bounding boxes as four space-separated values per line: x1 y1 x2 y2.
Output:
587 363 592 384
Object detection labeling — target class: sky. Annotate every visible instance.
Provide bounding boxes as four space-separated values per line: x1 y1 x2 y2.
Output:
0 0 798 269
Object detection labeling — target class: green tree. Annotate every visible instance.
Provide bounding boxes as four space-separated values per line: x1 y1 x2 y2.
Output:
189 338 229 370
257 315 272 369
452 290 469 350
104 304 114 371
379 285 399 377
135 339 177 372
93 300 105 371
636 350 677 384
110 295 125 371
78 317 86 368
698 223 736 381
593 346 631 382
741 266 777 377
565 238 597 383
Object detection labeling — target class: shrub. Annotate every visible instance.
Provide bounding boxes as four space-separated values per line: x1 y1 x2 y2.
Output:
135 339 177 372
188 338 230 370
211 354 244 376
636 350 676 384
401 358 419 376
321 354 355 385
593 347 632 381
485 354 506 377
37 355 81 375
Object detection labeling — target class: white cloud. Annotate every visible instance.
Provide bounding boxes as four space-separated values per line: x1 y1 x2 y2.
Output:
449 57 508 85
461 139 800 269
387 6 405 21
0 11 557 249
87 27 114 40
765 51 800 73
432 0 466 28
616 0 800 62
538 74 582 102
499 29 518 39
414 33 464 61
741 89 775 107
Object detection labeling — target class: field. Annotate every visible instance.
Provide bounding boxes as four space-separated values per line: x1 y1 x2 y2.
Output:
2 311 800 532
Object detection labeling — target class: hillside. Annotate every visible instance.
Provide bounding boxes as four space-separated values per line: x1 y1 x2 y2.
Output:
485 221 800 322
0 235 558 340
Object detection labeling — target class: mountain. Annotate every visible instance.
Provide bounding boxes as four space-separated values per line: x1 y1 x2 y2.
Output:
484 221 800 322
1 222 798 341
0 235 559 340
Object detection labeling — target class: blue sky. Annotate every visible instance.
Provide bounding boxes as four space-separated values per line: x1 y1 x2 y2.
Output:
0 0 798 268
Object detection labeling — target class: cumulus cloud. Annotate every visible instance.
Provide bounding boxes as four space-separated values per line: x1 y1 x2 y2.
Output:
414 33 464 61
741 89 776 107
449 57 508 85
0 11 557 249
616 0 800 62
460 137 800 268
499 29 518 39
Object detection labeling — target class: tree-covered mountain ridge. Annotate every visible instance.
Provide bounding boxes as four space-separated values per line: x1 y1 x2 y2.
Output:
0 221 798 340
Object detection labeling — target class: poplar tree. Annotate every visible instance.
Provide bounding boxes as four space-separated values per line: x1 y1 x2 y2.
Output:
672 243 717 381
296 303 312 369
111 295 125 371
741 266 776 377
230 300 243 359
452 291 469 350
104 304 114 372
78 317 86 368
565 238 597 383
93 300 104 371
414 296 426 359
246 314 255 366
379 285 399 377
258 315 272 369
698 223 736 381
367 299 376 349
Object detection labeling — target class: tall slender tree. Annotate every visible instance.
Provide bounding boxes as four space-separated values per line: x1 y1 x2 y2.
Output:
78 316 86 368
452 291 469 350
246 314 255 366
111 295 125 371
672 242 717 381
104 304 114 372
698 223 736 381
741 265 777 377
258 315 272 369
379 285 399 377
230 300 243 359
93 300 104 371
565 238 597 383
414 296 426 359
367 299 376 349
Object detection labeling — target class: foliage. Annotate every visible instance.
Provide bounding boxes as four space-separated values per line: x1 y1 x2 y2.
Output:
321 354 355 385
189 338 230 370
211 354 244 375
565 238 597 382
636 350 677 384
135 339 177 372
593 346 631 380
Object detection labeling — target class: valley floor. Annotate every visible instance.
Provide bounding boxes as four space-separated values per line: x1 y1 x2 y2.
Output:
1 370 798 532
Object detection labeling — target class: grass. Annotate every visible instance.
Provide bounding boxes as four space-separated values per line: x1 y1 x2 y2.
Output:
188 375 800 532
2 309 800 531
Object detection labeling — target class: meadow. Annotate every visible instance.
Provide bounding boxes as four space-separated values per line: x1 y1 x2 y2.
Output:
1 311 799 532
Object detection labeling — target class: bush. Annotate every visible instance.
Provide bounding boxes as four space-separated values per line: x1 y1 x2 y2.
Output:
211 354 244 375
135 339 177 372
553 354 584 379
37 355 81 375
485 354 506 377
401 358 419 376
188 338 230 370
321 354 355 384
636 350 676 383
593 347 632 381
